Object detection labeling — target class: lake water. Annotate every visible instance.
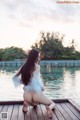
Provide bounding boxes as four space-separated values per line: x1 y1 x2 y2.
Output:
0 66 80 105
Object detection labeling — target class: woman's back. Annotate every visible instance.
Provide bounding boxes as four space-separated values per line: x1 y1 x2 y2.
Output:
23 63 44 92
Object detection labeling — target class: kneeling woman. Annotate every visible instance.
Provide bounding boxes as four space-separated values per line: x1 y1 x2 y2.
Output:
15 49 55 118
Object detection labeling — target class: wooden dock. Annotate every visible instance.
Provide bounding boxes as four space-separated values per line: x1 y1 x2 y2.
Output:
0 99 80 120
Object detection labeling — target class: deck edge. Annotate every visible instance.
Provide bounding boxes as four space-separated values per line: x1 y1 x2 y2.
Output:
52 98 68 103
0 101 23 105
68 98 80 112
0 98 80 113
0 99 68 105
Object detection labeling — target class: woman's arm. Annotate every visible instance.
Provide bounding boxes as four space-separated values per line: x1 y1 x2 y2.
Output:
12 66 23 87
15 66 22 76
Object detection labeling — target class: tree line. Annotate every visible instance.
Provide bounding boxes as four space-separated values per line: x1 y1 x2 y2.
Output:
0 46 27 61
0 32 80 61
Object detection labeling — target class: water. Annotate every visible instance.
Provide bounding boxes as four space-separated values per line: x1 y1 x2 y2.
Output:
0 66 80 105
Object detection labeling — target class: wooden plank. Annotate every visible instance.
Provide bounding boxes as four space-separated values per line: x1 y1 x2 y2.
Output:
1 105 8 112
7 105 14 120
57 103 72 120
11 105 19 120
0 105 8 120
24 105 30 120
40 104 58 120
54 106 65 120
0 105 3 112
35 104 44 120
51 108 58 120
30 105 37 120
66 103 80 120
0 99 80 120
40 104 49 120
68 99 80 112
61 103 79 120
18 105 24 120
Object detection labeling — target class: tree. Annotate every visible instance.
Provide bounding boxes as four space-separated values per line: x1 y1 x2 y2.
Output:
0 49 4 61
32 32 79 60
32 32 65 59
0 46 27 61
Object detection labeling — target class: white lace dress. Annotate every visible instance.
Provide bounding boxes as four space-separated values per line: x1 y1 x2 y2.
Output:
23 63 44 93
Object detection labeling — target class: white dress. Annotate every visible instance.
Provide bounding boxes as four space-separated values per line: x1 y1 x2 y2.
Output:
23 63 44 93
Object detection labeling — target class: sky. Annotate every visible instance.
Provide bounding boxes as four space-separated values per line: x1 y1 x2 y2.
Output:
0 0 80 51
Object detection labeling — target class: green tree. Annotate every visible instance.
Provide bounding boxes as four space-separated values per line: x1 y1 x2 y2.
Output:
32 32 65 59
0 49 4 61
32 32 78 60
0 46 27 61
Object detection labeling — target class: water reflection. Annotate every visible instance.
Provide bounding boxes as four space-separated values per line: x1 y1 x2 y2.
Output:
0 66 80 105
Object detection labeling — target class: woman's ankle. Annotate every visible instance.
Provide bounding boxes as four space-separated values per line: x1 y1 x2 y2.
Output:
49 102 55 110
23 101 28 112
23 101 28 108
46 106 53 118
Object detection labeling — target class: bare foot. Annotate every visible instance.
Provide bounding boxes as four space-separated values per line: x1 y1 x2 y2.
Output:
22 101 28 113
46 106 53 119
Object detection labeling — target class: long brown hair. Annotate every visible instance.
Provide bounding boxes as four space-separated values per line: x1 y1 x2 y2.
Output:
20 49 39 85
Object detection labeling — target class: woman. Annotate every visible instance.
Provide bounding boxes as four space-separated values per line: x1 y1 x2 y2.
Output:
14 49 55 118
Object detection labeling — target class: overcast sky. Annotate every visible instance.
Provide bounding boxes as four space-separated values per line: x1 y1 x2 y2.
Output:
0 0 80 50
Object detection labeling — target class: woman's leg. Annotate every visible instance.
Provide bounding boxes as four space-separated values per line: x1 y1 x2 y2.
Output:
23 91 32 103
22 91 32 112
23 91 55 116
33 92 55 118
22 101 28 112
23 91 38 112
33 92 55 109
